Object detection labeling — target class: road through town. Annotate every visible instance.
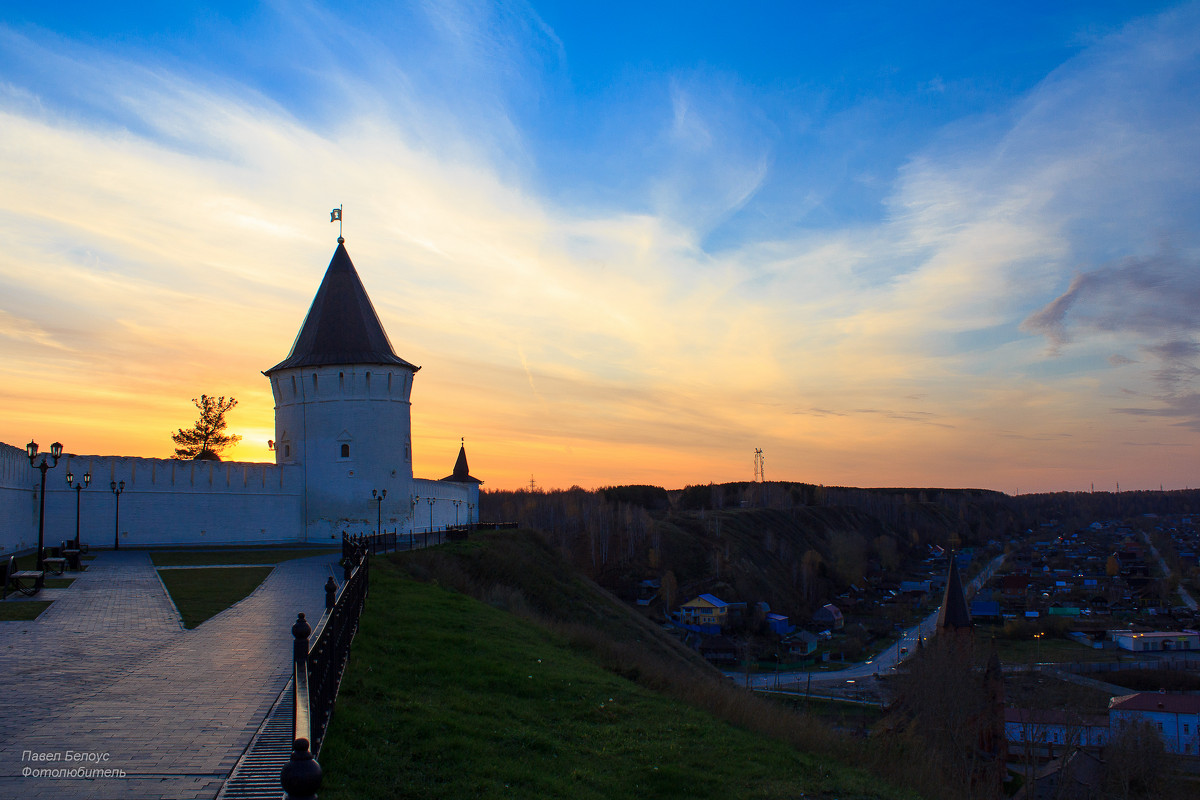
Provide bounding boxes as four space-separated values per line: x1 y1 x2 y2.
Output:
726 552 1007 690
1142 530 1198 611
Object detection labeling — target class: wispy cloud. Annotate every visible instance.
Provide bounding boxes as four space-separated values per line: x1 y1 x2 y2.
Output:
1 3 1199 490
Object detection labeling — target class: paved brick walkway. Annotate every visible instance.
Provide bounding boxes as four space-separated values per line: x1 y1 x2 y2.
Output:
0 550 339 799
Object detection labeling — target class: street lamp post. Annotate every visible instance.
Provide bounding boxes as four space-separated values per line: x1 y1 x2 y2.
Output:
65 469 91 550
426 497 435 544
372 488 386 538
452 499 461 527
411 495 419 549
467 503 475 530
110 480 125 551
26 440 63 586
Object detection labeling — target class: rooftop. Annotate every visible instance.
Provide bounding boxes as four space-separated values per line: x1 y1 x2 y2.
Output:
1110 692 1200 714
266 242 419 374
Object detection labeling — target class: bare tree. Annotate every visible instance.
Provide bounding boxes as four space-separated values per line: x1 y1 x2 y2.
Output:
891 635 1003 799
1103 719 1168 800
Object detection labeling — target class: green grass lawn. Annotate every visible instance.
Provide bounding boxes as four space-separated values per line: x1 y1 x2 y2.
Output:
318 561 916 800
150 548 337 567
985 636 1124 664
0 601 53 620
42 577 75 588
158 566 273 628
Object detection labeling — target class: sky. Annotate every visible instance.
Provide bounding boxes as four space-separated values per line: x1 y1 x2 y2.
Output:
1 1 1198 493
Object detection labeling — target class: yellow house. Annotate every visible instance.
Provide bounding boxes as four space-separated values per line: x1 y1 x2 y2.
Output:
678 594 729 627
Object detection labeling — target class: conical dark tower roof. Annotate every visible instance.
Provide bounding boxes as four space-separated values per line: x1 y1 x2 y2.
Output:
441 440 482 484
266 242 419 374
936 554 973 632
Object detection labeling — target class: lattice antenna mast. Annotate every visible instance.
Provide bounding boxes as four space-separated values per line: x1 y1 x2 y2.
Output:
754 448 764 483
529 474 537 492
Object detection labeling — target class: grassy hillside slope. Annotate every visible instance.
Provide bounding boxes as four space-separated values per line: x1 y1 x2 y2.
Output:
318 533 920 800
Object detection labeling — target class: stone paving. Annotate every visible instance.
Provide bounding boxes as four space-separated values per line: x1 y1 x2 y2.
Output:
0 549 340 800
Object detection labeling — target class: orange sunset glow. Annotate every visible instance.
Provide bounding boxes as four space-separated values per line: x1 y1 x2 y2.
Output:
3 5 1199 493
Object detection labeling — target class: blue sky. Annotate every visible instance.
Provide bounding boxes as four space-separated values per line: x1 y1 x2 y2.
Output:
1 2 1198 491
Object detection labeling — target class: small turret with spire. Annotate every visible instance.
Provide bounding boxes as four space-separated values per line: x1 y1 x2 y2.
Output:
441 438 482 484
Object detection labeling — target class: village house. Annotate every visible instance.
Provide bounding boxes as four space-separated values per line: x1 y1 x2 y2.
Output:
1109 630 1199 652
812 603 844 630
1110 693 1200 756
677 594 729 632
1005 708 1110 758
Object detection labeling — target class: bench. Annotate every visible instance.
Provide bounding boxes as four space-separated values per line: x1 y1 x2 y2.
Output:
2 555 44 599
61 541 82 571
41 547 68 576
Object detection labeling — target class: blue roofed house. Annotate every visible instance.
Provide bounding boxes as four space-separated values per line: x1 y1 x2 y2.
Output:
767 613 793 636
678 594 730 634
971 599 1001 621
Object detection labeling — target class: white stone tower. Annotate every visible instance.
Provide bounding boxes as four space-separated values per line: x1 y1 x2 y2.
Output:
265 240 418 540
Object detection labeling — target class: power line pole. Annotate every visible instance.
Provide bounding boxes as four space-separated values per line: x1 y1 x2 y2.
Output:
754 448 765 483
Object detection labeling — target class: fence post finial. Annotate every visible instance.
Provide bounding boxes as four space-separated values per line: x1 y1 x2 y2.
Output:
280 737 322 800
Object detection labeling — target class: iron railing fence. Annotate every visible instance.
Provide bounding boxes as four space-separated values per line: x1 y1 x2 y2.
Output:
280 543 369 800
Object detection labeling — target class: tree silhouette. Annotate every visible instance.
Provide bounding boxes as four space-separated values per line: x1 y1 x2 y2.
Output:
172 395 241 460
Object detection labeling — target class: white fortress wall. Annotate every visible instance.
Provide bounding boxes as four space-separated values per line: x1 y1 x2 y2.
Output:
35 455 305 548
411 478 475 532
0 443 36 555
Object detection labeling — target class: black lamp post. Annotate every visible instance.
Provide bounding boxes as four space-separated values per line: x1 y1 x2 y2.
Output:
452 499 461 527
26 440 63 584
426 497 436 544
372 488 386 537
411 494 419 547
66 469 91 550
110 480 125 551
468 502 475 530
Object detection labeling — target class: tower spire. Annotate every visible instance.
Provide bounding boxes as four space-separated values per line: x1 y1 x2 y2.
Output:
265 240 418 374
936 553 973 632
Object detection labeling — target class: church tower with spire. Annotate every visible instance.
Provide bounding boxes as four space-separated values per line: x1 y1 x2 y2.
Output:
936 553 974 635
265 240 420 539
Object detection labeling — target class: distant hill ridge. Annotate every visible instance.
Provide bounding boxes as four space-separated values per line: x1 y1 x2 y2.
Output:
480 481 1200 624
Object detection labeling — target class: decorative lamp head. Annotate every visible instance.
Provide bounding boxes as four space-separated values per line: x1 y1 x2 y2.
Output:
381 489 387 499
66 471 74 485
50 442 63 459
84 471 91 486
111 480 117 492
26 440 37 460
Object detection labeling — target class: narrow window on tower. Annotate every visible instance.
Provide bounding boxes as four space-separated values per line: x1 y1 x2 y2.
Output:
284 444 291 457
365 372 371 392
312 373 318 392
387 372 392 393
341 443 350 459
290 375 297 397
339 371 344 391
